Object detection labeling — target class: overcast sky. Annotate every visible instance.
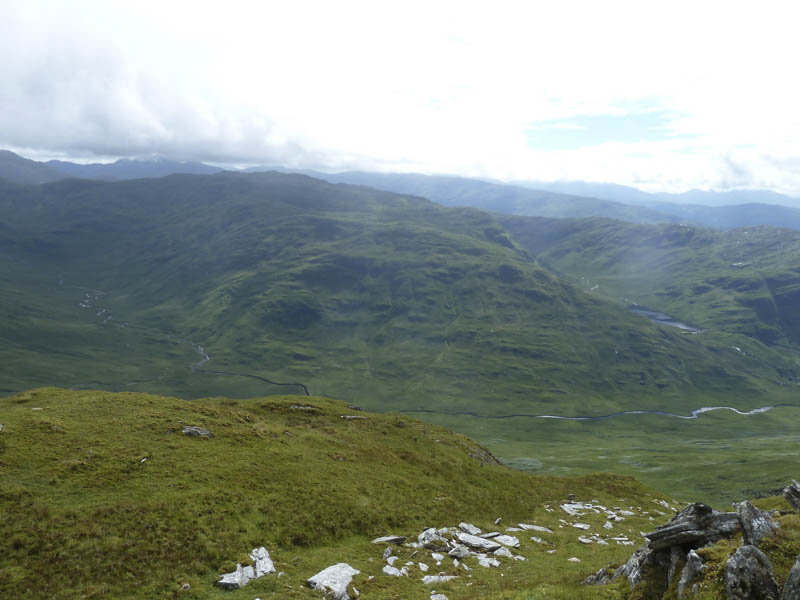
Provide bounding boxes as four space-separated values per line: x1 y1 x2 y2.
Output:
2 0 799 194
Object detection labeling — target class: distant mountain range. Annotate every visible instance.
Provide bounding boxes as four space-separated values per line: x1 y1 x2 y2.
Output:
4 149 800 230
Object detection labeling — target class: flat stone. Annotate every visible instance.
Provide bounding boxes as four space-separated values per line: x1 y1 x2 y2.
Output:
480 531 501 538
422 575 457 585
448 545 472 559
725 545 778 600
372 535 406 545
568 557 581 562
457 532 501 552
493 534 520 548
382 565 404 576
459 522 482 535
572 523 590 530
494 546 514 559
182 425 214 438
430 595 448 600
578 536 593 544
505 527 522 532
477 554 500 568
518 523 553 533
307 563 360 600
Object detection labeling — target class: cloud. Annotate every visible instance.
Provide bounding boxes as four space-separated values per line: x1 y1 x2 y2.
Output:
1 0 800 194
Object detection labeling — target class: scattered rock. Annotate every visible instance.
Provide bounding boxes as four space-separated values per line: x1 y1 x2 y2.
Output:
494 546 514 559
459 522 482 535
430 594 448 600
737 500 777 546
340 415 367 420
578 536 593 544
382 565 404 577
724 545 779 600
386 556 398 566
518 523 553 533
372 535 406 545
477 554 501 568
494 517 502 525
422 575 457 585
217 547 275 589
783 481 800 511
382 547 393 560
448 545 471 559
430 552 445 564
0 423 4 431
418 562 429 572
307 563 360 600
182 425 214 438
457 532 501 552
568 557 581 562
480 531 501 539
180 582 190 591
493 534 520 548
419 528 448 551
583 567 613 585
572 523 590 530
677 550 706 600
781 553 800 599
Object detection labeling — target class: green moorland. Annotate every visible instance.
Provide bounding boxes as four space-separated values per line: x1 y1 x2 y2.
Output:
3 387 800 600
2 173 800 503
499 215 800 347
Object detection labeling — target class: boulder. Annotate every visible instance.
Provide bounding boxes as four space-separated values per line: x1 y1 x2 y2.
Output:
677 550 706 599
422 575 457 585
457 532 501 552
782 554 800 599
382 565 404 576
645 503 738 551
612 543 652 586
724 545 779 600
448 545 472 559
216 547 275 589
493 534 520 548
783 481 800 511
477 554 501 568
459 522 481 535
307 563 360 600
183 425 214 438
419 528 448 551
583 567 613 585
737 500 777 546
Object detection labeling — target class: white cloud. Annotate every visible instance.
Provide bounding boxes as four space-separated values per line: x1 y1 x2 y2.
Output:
2 0 800 193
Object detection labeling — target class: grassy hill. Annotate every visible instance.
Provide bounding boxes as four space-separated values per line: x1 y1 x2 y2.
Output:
499 216 800 347
0 387 669 599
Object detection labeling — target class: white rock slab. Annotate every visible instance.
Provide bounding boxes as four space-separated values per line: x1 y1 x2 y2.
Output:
422 575 458 585
477 554 501 568
494 546 514 558
382 565 404 577
457 533 501 552
459 522 482 535
572 523 590 530
494 535 520 548
307 563 360 600
418 562 429 572
372 535 406 545
568 557 581 562
386 556 398 566
217 547 275 589
519 523 553 533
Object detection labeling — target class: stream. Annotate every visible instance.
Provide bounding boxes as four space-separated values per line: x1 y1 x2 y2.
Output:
72 282 310 396
400 404 800 421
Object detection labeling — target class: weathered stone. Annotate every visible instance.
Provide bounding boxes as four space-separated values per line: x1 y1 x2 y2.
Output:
307 563 360 600
677 550 706 599
668 546 685 585
493 534 520 548
583 567 613 585
480 531 501 538
612 544 652 586
386 556 398 566
738 500 777 546
382 565 404 576
459 522 481 535
448 545 472 559
418 528 448 551
645 503 738 552
494 546 514 559
725 545 779 600
572 523 590 530
457 532 501 552
784 481 800 511
216 547 275 589
518 523 553 533
418 562 429 572
183 425 213 438
477 554 501 568
371 535 405 545
422 575 457 585
578 536 593 544
430 594 448 600
781 553 800 599
382 547 393 560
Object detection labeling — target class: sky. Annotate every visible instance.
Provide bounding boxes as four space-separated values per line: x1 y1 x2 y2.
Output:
2 0 800 194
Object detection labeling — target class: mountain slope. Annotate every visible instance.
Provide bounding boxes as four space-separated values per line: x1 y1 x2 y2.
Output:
0 150 62 184
500 215 800 347
46 157 223 179
0 172 793 418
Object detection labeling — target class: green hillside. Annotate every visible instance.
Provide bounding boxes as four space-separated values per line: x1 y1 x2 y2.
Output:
499 216 800 347
0 173 794 416
0 387 667 599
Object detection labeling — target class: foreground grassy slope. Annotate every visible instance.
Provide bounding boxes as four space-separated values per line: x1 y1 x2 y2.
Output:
501 216 800 348
1 388 666 599
0 173 796 417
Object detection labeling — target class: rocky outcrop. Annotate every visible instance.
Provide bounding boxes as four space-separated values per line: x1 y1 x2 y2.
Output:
583 567 613 585
645 503 738 551
783 481 800 511
456 532 501 552
677 550 705 599
737 500 777 546
725 545 779 600
182 425 213 438
781 554 800 600
307 563 360 600
217 546 275 589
